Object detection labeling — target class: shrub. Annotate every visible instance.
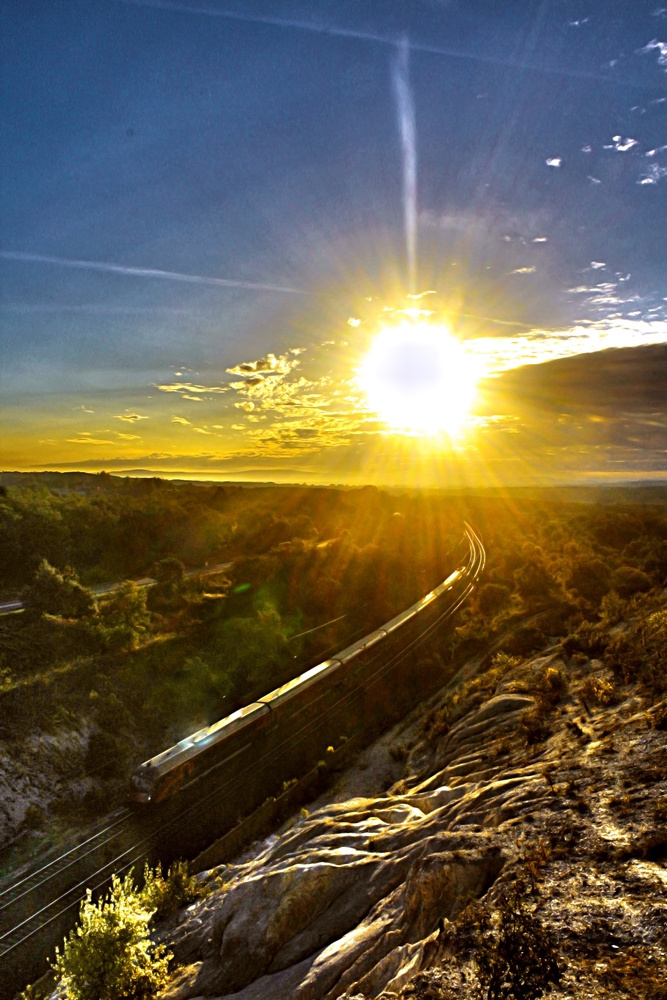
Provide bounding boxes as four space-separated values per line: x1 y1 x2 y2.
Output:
85 729 131 779
473 888 562 1000
24 804 46 829
605 609 667 698
478 583 511 617
599 590 627 625
491 652 522 673
499 625 546 659
52 872 171 1000
521 707 551 746
610 565 652 599
580 674 616 707
561 620 609 658
141 860 206 921
534 665 568 710
565 557 611 605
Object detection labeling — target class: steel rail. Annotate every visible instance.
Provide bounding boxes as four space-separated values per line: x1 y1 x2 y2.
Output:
0 525 484 979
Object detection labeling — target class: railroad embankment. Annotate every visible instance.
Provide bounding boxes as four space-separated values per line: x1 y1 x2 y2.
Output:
149 598 667 1000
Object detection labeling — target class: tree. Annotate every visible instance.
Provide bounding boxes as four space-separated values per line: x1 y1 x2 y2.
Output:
52 873 171 1000
95 582 151 651
477 583 511 617
564 557 611 606
22 560 96 618
153 557 185 587
209 609 290 695
610 565 652 598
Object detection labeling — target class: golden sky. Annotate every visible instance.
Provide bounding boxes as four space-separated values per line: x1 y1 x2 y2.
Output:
3 296 666 487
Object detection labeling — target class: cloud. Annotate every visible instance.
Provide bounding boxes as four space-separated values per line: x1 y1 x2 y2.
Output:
467 318 667 374
0 250 306 295
116 432 141 441
156 382 228 395
637 38 667 70
512 267 536 275
67 433 115 445
114 413 149 422
603 136 638 152
73 404 95 413
234 401 255 411
545 157 562 167
638 163 667 185
226 351 302 378
171 416 191 425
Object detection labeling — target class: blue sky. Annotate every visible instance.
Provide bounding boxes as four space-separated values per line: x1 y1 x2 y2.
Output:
1 0 666 484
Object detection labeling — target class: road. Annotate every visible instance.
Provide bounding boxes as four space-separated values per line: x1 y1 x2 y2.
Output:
0 562 233 615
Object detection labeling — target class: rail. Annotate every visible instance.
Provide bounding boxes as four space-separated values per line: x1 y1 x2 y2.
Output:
0 523 485 997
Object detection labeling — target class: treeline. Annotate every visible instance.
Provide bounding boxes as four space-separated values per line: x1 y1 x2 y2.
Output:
0 482 460 769
0 477 456 592
445 496 667 665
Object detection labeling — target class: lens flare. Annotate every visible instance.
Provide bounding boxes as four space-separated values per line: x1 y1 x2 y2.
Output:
359 320 480 436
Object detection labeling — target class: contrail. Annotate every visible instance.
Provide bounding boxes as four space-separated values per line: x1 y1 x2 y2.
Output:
0 250 307 295
114 0 618 83
392 39 418 293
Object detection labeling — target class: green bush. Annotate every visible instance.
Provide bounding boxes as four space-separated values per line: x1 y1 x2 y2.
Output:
141 859 207 921
52 872 171 1000
22 560 96 619
599 590 627 625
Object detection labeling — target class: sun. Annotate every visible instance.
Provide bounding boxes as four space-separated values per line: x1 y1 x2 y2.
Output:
358 319 480 436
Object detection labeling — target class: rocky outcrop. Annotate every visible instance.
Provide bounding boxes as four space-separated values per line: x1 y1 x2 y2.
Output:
156 626 667 1000
0 728 91 849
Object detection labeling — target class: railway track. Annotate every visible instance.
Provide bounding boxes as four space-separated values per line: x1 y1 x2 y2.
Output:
0 524 484 998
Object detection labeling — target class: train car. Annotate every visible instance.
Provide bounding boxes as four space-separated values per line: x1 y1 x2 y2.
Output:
128 527 482 807
129 701 269 804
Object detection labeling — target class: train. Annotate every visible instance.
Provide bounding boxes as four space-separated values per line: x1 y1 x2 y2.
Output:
129 524 483 806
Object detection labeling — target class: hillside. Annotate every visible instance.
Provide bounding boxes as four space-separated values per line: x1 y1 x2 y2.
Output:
150 593 667 1000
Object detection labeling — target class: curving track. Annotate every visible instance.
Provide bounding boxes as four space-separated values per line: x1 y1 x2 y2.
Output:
0 524 484 998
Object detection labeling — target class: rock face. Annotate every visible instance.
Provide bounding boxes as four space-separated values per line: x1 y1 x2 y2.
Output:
157 624 667 1000
0 728 91 850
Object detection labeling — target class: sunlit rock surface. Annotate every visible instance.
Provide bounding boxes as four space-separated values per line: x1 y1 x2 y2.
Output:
157 620 667 999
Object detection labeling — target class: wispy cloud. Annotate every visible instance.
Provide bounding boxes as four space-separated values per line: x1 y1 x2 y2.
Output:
171 415 191 425
0 250 307 295
114 413 149 422
112 0 617 82
156 382 229 396
66 433 115 445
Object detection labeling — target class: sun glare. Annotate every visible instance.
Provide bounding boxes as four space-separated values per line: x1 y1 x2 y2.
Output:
359 320 480 436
